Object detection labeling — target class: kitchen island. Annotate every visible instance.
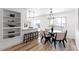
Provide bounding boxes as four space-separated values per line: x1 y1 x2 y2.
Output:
21 28 38 43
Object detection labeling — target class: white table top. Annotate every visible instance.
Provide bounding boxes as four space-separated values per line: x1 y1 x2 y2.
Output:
53 30 62 33
49 30 63 33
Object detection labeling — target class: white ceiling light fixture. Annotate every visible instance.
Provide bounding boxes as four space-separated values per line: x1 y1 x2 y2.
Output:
48 8 55 20
28 9 31 18
48 8 57 28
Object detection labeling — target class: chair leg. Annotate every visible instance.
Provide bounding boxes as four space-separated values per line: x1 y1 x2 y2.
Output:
62 40 65 48
65 39 67 43
59 41 61 44
52 38 55 44
44 39 47 44
41 36 43 42
52 40 54 43
48 39 52 44
54 40 56 48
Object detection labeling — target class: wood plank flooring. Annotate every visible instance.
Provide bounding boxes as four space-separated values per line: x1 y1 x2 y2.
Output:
5 38 78 51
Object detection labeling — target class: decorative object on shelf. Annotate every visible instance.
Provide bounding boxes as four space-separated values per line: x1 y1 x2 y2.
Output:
29 27 33 28
8 24 16 27
8 35 15 38
24 23 28 27
10 14 15 17
8 31 15 33
8 20 16 27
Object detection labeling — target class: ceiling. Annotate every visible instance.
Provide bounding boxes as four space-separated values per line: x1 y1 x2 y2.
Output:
26 8 75 17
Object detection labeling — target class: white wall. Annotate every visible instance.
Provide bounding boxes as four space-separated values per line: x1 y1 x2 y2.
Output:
54 9 75 39
39 15 49 30
38 9 75 39
75 9 79 49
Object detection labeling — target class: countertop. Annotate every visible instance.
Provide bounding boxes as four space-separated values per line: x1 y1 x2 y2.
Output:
21 28 38 35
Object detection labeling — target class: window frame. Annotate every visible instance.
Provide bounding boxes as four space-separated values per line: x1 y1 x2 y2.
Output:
49 16 67 30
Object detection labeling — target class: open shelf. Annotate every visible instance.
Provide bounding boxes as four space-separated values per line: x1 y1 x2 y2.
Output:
3 27 21 29
3 9 21 39
3 16 20 19
3 32 20 36
3 34 20 39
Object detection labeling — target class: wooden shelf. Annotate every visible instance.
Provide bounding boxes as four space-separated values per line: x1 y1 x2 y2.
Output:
3 9 21 39
3 35 20 39
4 32 20 36
3 27 21 29
3 21 20 23
3 16 20 19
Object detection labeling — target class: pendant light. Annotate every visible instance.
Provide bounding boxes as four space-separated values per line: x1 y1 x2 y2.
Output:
48 8 55 20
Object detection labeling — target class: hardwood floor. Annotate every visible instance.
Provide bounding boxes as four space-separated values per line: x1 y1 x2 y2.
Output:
5 38 78 51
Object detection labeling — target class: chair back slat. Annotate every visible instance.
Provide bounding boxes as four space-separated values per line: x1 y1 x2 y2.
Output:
56 30 67 40
64 30 67 39
56 33 65 40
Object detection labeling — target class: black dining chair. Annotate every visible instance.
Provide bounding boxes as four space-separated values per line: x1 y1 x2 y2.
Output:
51 33 57 48
52 30 67 48
44 34 52 44
40 31 45 42
40 30 52 44
64 31 67 43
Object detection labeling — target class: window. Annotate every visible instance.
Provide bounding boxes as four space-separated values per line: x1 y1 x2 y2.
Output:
31 19 40 28
50 17 66 30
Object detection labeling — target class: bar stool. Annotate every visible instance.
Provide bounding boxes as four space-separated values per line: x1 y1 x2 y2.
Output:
23 34 28 43
23 34 26 43
30 32 33 40
27 33 29 42
36 31 38 39
28 33 31 41
32 32 34 40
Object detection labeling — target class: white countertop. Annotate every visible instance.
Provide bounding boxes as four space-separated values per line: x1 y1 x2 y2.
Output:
22 28 38 31
21 28 38 35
